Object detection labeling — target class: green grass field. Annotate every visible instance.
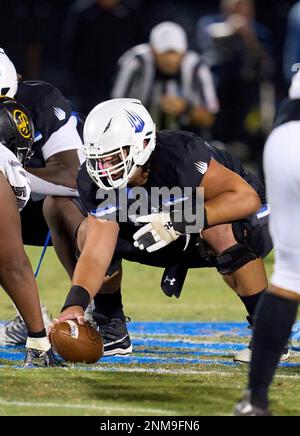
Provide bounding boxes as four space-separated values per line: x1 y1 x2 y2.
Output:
0 247 300 416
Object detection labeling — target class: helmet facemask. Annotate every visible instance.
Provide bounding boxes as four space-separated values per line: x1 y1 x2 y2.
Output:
85 145 137 190
15 139 34 166
85 136 154 190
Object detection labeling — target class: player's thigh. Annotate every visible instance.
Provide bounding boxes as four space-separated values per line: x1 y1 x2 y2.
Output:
264 132 300 293
264 133 300 250
43 196 86 232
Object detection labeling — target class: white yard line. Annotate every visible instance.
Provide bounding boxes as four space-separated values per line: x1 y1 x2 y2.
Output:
81 366 300 380
0 399 177 415
84 366 233 376
1 363 300 379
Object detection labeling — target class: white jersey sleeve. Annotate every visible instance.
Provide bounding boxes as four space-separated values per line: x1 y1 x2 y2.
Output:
0 143 31 210
41 115 84 162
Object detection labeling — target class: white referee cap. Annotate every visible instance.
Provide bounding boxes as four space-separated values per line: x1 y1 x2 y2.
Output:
150 22 188 54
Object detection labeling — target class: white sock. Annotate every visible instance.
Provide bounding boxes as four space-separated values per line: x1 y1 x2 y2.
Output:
26 336 51 352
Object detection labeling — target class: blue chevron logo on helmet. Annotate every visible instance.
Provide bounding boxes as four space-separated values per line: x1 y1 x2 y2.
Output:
125 110 145 133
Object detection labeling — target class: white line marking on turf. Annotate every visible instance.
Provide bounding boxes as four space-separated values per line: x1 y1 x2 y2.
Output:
2 363 300 379
78 366 300 380
74 366 237 377
0 400 177 415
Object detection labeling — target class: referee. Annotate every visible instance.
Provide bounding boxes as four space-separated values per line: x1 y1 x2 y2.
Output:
112 22 219 137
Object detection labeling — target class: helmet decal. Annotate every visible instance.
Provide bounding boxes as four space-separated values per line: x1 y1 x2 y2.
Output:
125 111 145 133
0 97 34 165
103 118 112 134
13 109 31 139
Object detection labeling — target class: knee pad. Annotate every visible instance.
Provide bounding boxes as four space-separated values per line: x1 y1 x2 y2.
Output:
214 243 259 275
233 216 273 259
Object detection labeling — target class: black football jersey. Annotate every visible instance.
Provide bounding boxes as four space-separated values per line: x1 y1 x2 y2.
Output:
77 130 265 238
16 81 79 168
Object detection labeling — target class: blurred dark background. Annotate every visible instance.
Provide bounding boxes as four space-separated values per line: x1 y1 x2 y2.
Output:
1 0 294 97
0 0 298 173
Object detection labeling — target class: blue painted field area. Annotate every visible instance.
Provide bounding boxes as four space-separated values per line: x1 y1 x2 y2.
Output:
0 321 299 369
129 321 250 337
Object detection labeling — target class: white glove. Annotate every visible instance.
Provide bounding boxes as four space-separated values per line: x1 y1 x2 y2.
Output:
133 212 181 253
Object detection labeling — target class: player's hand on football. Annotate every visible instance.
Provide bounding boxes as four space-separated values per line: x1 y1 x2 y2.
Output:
49 306 85 334
133 212 180 253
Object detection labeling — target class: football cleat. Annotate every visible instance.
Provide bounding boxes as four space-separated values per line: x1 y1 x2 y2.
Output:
0 306 52 346
234 316 290 363
93 313 132 356
22 347 65 368
234 391 272 416
234 345 290 363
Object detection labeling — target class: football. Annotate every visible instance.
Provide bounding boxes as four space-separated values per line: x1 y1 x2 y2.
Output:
50 320 104 363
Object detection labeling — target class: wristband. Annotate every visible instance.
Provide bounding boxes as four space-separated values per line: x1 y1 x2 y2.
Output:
61 285 91 312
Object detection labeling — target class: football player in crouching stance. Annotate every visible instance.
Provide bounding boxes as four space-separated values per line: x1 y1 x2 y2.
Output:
54 98 283 362
0 97 61 367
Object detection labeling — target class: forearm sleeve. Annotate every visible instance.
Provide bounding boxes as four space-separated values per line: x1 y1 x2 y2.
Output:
27 172 79 197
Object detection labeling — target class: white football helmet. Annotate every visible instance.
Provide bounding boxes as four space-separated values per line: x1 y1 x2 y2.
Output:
83 98 156 190
0 49 18 98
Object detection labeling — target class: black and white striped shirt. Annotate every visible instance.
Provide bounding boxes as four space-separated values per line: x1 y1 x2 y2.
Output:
111 44 219 129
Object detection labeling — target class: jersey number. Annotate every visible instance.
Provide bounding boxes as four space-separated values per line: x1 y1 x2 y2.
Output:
13 186 27 198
